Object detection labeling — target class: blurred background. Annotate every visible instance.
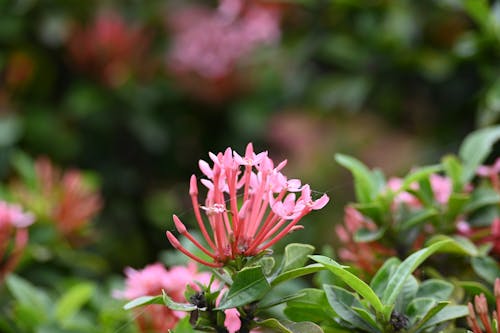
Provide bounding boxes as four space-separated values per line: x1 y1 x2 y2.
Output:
1 0 499 276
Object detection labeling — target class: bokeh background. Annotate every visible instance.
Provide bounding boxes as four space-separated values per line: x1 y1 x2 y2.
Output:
1 0 499 279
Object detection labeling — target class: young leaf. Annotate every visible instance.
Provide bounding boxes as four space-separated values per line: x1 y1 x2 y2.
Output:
459 125 500 183
215 266 270 310
310 255 384 314
55 282 95 323
123 295 163 310
281 243 315 272
381 240 452 315
324 285 382 333
335 154 376 203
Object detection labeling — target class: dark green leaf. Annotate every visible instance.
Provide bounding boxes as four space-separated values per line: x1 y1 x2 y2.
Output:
256 318 324 333
398 208 438 231
407 301 448 333
354 226 386 242
284 289 335 323
370 257 401 298
324 285 381 332
417 305 469 330
216 266 270 310
463 187 500 213
458 281 495 303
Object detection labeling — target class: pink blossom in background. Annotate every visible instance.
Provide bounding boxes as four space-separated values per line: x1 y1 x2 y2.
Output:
457 218 500 258
336 206 395 276
167 143 329 268
386 173 453 207
115 262 211 332
477 157 500 191
166 0 282 101
0 201 34 281
67 10 150 87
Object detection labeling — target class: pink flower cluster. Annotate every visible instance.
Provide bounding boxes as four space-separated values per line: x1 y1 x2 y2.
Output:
0 201 35 281
115 262 245 332
167 143 329 267
168 0 281 79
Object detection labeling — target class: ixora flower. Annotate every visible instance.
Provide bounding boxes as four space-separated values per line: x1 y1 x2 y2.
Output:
0 201 35 281
166 143 329 268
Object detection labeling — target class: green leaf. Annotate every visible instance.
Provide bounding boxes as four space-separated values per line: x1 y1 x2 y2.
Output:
426 235 478 256
405 298 437 324
459 125 500 183
352 203 384 224
163 291 197 311
464 0 490 29
458 281 495 303
271 264 325 286
417 305 469 330
463 187 500 213
324 285 381 333
398 208 438 231
400 165 442 192
395 275 418 313
370 257 401 298
256 318 324 333
257 292 306 310
5 274 50 309
335 154 376 203
442 155 464 191
354 226 386 242
55 282 95 323
407 301 448 333
123 295 163 310
381 240 452 316
216 266 270 310
310 255 384 314
281 243 315 272
172 316 197 333
416 279 454 301
471 256 500 284
284 289 335 323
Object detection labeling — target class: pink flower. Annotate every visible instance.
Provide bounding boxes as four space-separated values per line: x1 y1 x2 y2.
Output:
167 143 329 267
115 262 211 332
0 201 34 281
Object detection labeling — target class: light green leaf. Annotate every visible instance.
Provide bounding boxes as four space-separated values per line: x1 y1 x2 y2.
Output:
55 282 95 323
256 318 324 333
311 255 384 314
281 243 315 272
459 125 500 183
381 240 452 316
271 264 325 286
123 295 163 310
5 274 50 309
400 165 442 191
216 266 270 310
163 291 197 311
426 235 478 256
335 154 376 203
